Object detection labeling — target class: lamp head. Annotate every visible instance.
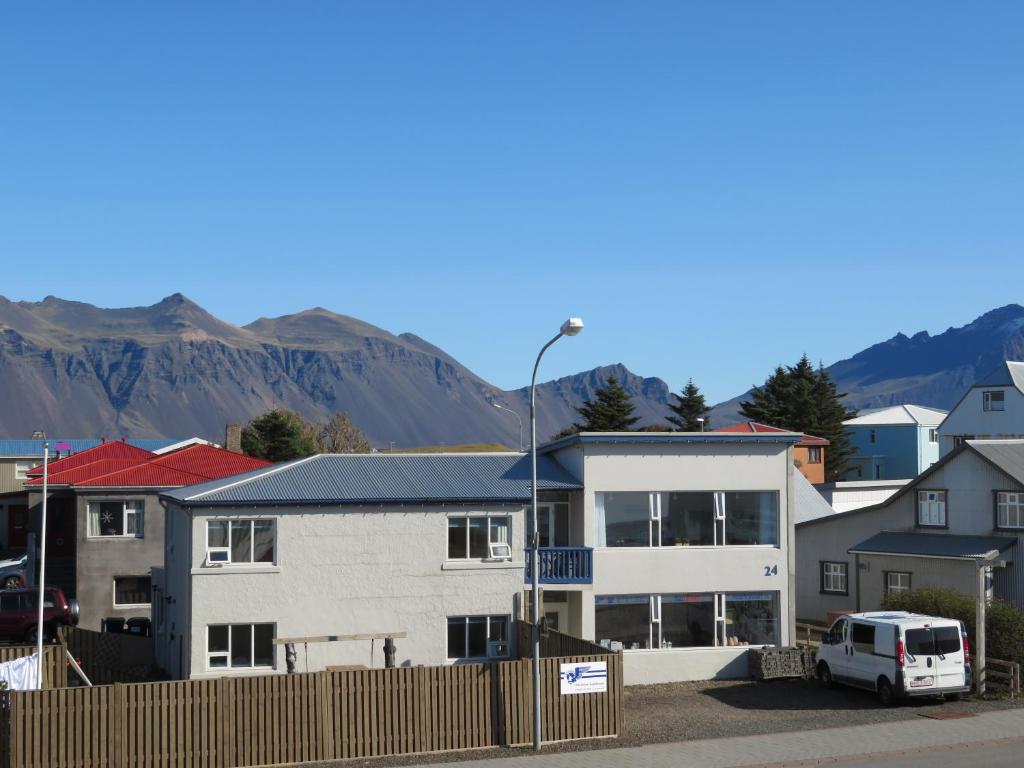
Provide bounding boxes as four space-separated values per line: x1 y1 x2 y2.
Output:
560 317 584 336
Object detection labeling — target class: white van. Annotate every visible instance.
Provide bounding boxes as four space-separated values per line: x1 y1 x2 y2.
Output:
816 612 971 705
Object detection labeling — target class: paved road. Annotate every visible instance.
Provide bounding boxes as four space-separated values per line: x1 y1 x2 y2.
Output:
825 739 1024 768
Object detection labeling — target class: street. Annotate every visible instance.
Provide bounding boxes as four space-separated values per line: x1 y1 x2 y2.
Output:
824 739 1024 768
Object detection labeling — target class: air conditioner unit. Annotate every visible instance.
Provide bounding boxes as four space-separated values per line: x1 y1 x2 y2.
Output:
206 548 230 567
488 641 510 659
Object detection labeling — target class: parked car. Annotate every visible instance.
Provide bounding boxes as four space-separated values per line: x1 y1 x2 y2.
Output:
0 553 27 590
0 587 79 644
817 611 970 706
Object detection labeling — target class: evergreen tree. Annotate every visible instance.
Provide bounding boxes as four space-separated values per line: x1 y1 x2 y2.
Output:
574 375 641 431
738 365 792 426
241 409 319 462
810 363 858 480
666 378 712 431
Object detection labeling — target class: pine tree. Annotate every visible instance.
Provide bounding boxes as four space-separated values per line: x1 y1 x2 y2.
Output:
574 375 641 431
738 365 792 426
810 363 858 480
241 409 319 462
666 378 712 431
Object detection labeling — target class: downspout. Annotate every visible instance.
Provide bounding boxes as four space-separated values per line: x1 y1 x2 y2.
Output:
854 553 862 612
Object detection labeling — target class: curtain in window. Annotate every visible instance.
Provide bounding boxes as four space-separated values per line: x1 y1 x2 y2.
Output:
87 505 101 537
595 494 607 547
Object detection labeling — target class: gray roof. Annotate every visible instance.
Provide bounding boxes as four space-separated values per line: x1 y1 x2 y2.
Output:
540 430 802 454
974 361 1024 394
0 438 180 458
793 472 839 524
968 440 1024 485
162 453 582 506
849 531 1017 561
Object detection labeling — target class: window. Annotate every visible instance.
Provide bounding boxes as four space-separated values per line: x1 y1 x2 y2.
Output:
928 428 938 443
446 615 509 660
87 501 144 538
207 623 275 669
447 516 510 559
850 622 875 654
870 429 876 444
13 461 34 480
807 447 822 464
904 627 961 656
917 490 947 527
886 571 911 595
821 561 848 594
983 391 1005 412
997 492 1024 529
113 576 152 607
206 519 275 565
596 592 779 650
597 491 779 548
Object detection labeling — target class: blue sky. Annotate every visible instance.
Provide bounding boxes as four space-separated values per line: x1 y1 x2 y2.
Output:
2 3 1022 402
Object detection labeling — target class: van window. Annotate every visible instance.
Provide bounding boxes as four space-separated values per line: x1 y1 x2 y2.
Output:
850 622 875 653
933 626 961 655
905 629 934 656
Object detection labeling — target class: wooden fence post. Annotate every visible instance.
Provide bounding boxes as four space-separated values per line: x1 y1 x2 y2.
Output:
112 683 125 768
218 677 235 768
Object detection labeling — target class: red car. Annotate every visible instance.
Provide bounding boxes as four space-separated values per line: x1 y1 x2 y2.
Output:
0 587 79 643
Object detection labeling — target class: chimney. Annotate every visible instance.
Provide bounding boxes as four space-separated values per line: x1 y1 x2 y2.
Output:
225 424 243 454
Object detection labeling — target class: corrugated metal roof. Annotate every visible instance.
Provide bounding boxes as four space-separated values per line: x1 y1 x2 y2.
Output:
849 531 1017 560
968 440 1024 485
843 405 947 427
974 361 1024 394
716 421 830 446
540 431 803 454
793 472 839 524
25 442 157 482
0 438 178 458
163 453 583 506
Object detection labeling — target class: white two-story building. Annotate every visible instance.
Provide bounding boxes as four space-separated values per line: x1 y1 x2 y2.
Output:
938 361 1024 457
156 432 798 685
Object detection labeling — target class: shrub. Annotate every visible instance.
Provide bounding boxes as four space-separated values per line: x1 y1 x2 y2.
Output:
881 585 1024 663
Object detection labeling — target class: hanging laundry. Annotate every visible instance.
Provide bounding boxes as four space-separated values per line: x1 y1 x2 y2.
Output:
0 653 41 691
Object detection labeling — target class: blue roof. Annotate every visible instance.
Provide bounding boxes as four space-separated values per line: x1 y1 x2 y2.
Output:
849 532 1017 560
0 438 181 457
539 431 803 454
162 453 583 506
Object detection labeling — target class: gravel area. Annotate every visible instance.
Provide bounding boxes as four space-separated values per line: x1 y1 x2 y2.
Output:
301 679 1023 768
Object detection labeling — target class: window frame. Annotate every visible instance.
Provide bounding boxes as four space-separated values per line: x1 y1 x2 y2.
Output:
806 446 822 464
445 614 511 661
13 461 35 480
206 623 276 670
205 519 277 566
983 390 1005 412
916 489 948 529
884 571 911 595
112 575 153 608
928 428 938 444
446 515 512 561
820 561 849 595
87 500 145 539
995 491 1024 530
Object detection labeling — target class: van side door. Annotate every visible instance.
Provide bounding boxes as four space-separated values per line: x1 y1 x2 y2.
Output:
825 617 851 679
847 621 878 685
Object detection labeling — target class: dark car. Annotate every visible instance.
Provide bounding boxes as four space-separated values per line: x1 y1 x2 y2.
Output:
0 587 79 643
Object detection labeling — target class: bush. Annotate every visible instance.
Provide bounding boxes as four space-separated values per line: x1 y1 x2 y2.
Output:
881 585 1024 663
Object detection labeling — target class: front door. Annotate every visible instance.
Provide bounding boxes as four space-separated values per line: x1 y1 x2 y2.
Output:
537 503 570 548
7 505 28 549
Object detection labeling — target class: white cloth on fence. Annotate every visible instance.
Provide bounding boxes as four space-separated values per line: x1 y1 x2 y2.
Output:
0 653 41 691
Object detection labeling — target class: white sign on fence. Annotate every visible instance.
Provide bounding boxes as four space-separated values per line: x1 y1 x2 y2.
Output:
559 660 608 694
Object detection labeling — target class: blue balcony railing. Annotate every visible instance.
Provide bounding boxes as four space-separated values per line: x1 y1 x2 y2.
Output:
525 547 593 585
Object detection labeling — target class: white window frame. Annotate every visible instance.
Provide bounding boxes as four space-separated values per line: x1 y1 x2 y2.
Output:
112 575 153 608
983 390 1005 412
87 500 144 538
205 519 276 566
886 571 911 595
446 515 512 561
13 461 34 480
206 623 276 670
917 490 947 527
928 428 938 444
822 561 848 594
807 446 822 464
446 614 510 661
997 492 1024 529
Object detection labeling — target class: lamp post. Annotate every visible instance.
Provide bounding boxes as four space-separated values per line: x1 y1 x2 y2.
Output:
697 417 705 432
492 402 524 451
530 317 583 750
35 442 49 688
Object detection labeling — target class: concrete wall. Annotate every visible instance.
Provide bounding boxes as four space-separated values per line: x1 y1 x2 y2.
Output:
939 386 1024 457
796 448 1024 622
573 441 794 684
165 503 527 679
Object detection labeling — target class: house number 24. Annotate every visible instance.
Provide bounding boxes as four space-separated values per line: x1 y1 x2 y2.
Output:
763 565 778 577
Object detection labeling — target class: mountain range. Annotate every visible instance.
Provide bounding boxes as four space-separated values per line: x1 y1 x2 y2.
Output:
2 295 1023 446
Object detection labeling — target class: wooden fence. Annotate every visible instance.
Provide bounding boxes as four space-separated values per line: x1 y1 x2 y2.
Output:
984 657 1020 698
0 645 66 690
795 621 828 652
0 653 623 768
516 620 611 658
59 626 155 684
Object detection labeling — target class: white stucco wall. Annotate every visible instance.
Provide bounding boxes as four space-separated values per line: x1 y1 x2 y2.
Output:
172 503 526 679
939 386 1024 457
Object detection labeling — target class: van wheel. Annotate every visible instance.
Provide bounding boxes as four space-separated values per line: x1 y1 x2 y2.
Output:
818 662 835 689
877 677 895 707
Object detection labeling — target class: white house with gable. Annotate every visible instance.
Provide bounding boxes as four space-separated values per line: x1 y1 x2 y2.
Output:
938 361 1024 457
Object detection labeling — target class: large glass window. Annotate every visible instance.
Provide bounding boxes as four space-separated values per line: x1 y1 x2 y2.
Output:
447 516 510 559
724 593 779 647
87 501 144 538
598 492 651 547
997 492 1024 529
207 623 275 669
595 595 651 649
446 615 509 660
662 493 715 546
724 492 779 546
206 519 275 564
660 594 715 648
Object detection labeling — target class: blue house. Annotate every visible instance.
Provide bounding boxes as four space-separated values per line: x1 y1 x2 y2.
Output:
841 404 947 481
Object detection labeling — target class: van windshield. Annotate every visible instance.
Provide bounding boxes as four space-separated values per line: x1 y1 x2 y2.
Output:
905 627 961 656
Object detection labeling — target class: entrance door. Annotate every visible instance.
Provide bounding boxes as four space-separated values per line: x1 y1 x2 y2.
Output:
7 505 28 549
537 503 570 548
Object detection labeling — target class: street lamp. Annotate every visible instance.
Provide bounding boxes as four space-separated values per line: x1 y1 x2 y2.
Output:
697 417 705 432
35 443 50 688
530 317 583 750
492 402 524 451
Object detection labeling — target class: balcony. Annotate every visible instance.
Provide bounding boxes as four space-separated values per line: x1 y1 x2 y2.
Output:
525 547 593 585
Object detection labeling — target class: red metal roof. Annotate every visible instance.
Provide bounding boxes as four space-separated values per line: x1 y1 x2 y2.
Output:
716 421 830 446
24 441 158 484
26 444 272 489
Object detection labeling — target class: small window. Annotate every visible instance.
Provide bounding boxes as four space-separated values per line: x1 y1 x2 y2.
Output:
869 429 877 444
87 501 144 538
886 571 911 595
447 516 511 560
821 562 848 594
917 490 947 527
983 391 1005 412
928 428 938 443
13 461 35 480
207 623 275 669
807 447 822 464
850 622 875 653
113 576 152 607
446 615 510 660
206 520 275 565
997 492 1024 529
